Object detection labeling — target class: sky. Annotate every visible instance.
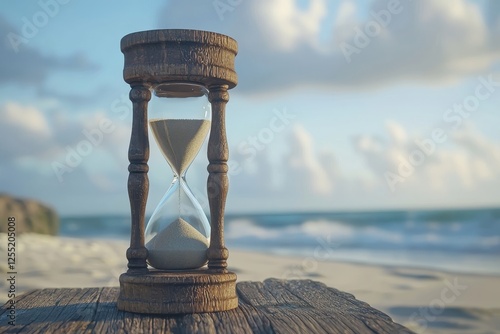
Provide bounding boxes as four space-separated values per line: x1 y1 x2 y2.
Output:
1 0 500 216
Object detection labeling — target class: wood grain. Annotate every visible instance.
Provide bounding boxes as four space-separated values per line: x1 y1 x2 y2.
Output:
121 29 238 88
1 279 415 334
117 270 238 314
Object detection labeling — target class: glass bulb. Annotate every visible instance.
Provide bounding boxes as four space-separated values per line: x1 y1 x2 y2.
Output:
145 83 211 270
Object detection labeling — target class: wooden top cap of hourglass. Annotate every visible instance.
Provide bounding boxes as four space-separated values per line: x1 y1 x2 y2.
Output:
121 29 238 88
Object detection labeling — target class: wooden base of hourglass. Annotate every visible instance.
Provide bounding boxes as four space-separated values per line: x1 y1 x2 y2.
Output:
117 269 238 314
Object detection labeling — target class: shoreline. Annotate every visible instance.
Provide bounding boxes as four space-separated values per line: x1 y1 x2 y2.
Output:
229 247 500 278
1 234 499 333
53 234 500 278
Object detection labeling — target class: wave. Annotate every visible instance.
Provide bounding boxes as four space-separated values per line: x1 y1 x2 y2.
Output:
225 214 500 254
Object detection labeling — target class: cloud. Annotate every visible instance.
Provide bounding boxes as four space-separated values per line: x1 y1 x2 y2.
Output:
282 124 333 195
0 100 131 197
0 15 97 87
335 0 357 28
228 120 500 211
0 102 54 159
157 0 500 94
225 122 336 210
0 100 128 158
0 156 129 215
451 125 500 180
354 121 500 199
0 14 110 110
252 0 327 50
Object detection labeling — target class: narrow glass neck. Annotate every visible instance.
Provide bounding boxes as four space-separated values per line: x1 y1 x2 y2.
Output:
170 173 187 181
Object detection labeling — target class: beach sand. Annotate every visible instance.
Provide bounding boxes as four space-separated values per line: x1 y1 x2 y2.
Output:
1 233 499 333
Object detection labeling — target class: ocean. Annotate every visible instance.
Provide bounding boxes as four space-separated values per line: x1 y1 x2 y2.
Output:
60 208 500 276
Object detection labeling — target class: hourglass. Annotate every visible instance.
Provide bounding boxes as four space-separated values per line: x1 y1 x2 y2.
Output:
145 83 211 270
117 29 238 314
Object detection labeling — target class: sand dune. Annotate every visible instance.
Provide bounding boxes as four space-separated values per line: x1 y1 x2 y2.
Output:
1 233 499 334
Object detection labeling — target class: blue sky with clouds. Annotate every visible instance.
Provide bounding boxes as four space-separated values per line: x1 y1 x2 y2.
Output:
1 0 500 215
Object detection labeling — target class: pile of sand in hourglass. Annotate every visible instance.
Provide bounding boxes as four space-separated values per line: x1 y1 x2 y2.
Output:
146 118 211 270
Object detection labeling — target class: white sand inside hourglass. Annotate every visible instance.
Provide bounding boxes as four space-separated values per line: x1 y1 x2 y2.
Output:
147 118 211 270
149 118 211 176
146 218 209 270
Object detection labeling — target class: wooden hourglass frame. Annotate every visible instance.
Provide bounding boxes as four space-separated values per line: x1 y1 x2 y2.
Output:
117 29 238 314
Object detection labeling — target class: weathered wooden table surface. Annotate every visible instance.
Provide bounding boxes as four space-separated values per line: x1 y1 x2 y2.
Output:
1 279 414 333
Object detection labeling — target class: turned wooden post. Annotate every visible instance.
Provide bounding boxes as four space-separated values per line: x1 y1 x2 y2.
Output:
207 85 230 271
126 84 151 273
